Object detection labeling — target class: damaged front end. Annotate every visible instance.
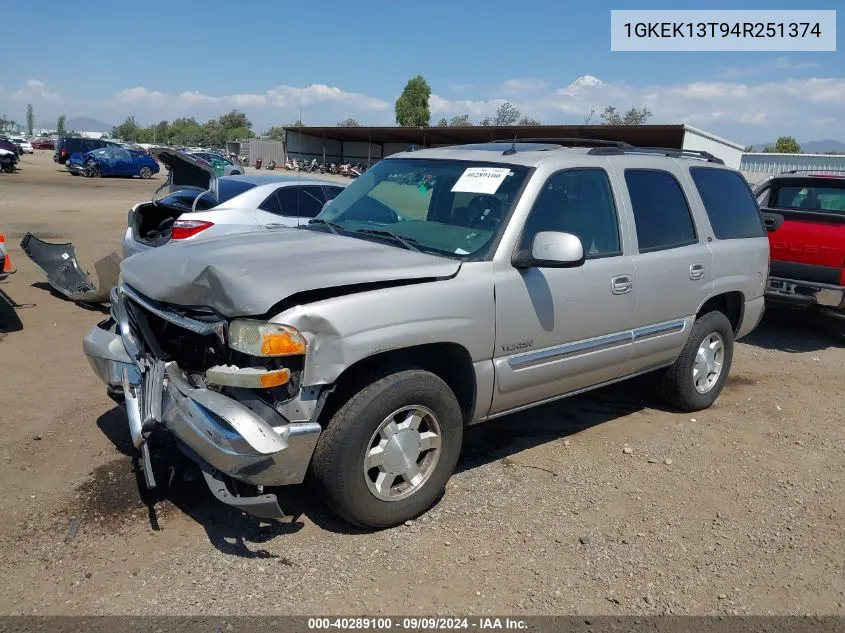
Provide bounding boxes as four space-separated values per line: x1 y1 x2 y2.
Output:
82 282 322 519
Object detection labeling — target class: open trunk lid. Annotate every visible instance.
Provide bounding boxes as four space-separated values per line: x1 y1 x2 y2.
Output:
150 148 218 203
132 149 220 248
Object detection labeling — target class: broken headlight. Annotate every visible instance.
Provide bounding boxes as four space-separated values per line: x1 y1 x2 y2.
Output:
227 320 307 358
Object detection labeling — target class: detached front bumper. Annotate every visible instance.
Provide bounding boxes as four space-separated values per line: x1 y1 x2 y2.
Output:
765 276 845 316
82 318 321 492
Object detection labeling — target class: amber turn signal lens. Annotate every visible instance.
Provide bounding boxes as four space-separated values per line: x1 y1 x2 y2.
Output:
205 366 291 389
260 330 307 356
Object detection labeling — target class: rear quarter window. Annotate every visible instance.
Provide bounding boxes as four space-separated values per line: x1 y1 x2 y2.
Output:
689 167 766 239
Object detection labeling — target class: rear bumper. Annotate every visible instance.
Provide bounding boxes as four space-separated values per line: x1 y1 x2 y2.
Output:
765 276 845 313
82 318 321 488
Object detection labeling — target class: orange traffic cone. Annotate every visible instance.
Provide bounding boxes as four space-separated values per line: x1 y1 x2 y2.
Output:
0 234 15 274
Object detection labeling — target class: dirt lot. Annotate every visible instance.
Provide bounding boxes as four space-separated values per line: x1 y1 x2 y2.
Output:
0 151 843 616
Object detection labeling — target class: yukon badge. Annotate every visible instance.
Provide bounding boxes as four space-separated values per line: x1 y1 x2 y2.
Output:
501 339 534 353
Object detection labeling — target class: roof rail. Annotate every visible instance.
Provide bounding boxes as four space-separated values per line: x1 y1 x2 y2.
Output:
588 146 725 164
491 137 633 149
782 168 845 175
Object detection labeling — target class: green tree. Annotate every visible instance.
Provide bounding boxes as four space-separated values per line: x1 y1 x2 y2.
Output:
762 145 776 153
217 110 252 132
517 115 541 126
436 118 448 127
395 75 431 126
599 105 652 125
111 116 140 142
26 104 34 135
265 126 286 140
480 116 493 126
449 114 472 126
493 102 521 126
774 136 801 153
57 114 66 137
337 118 361 127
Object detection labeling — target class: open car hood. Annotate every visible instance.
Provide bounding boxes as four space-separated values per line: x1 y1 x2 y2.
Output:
150 148 218 202
120 229 462 318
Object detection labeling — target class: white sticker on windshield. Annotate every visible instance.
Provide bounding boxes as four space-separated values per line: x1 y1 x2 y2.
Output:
454 248 470 255
451 167 511 195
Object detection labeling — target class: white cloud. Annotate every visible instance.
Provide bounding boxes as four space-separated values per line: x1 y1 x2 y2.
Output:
430 94 506 118
113 87 170 109
717 56 821 79
10 79 60 103
108 83 389 117
501 77 548 94
537 74 845 131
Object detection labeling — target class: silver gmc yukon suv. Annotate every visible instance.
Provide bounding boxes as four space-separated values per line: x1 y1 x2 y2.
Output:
83 140 769 528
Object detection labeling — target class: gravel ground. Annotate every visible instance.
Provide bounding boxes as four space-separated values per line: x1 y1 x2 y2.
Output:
0 152 843 616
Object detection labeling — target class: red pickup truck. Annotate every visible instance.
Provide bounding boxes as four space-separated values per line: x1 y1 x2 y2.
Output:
754 170 845 334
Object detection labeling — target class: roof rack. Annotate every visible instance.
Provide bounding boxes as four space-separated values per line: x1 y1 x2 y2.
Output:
588 146 725 164
491 137 633 149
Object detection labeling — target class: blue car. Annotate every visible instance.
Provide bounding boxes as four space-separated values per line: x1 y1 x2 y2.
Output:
67 146 160 179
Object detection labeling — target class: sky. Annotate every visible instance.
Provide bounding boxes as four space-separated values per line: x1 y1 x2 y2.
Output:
2 0 842 144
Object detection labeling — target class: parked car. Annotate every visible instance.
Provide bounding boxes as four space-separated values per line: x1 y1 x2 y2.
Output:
754 169 845 334
0 136 22 156
187 151 244 176
53 137 118 164
0 139 20 167
123 150 344 257
83 140 768 528
31 138 55 150
0 148 16 172
9 137 33 154
66 146 160 179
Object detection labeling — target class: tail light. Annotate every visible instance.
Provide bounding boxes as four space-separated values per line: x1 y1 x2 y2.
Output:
171 219 214 240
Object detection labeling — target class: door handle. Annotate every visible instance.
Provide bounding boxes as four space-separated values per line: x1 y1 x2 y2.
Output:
690 264 706 280
611 275 633 295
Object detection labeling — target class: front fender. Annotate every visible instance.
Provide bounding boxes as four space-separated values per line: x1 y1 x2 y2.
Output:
275 276 496 387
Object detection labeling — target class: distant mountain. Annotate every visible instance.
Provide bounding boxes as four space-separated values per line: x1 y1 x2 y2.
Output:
66 117 114 133
38 116 114 133
801 139 845 154
749 139 845 154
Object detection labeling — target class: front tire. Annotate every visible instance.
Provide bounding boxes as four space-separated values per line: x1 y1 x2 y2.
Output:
658 311 734 412
311 369 463 528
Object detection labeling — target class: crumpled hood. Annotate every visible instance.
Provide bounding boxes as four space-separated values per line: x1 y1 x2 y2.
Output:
120 229 461 317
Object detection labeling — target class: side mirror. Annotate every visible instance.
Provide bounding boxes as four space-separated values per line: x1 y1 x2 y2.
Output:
513 231 585 269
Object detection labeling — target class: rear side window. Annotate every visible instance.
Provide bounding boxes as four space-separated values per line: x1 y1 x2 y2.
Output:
771 184 845 214
276 186 326 218
624 169 697 253
690 167 766 239
325 186 344 200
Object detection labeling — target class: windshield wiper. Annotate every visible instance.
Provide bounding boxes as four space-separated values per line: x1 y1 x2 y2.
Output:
353 228 421 252
307 218 344 234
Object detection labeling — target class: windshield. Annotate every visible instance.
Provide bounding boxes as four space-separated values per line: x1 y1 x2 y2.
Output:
309 158 531 258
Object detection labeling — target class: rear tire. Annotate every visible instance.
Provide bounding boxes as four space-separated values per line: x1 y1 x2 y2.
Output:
138 166 153 179
310 369 463 529
658 311 734 412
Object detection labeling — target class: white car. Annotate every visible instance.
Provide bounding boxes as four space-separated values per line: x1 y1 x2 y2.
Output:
10 137 33 154
122 150 345 258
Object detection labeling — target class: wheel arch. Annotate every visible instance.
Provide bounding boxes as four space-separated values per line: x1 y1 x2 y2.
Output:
320 342 478 427
696 291 744 335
